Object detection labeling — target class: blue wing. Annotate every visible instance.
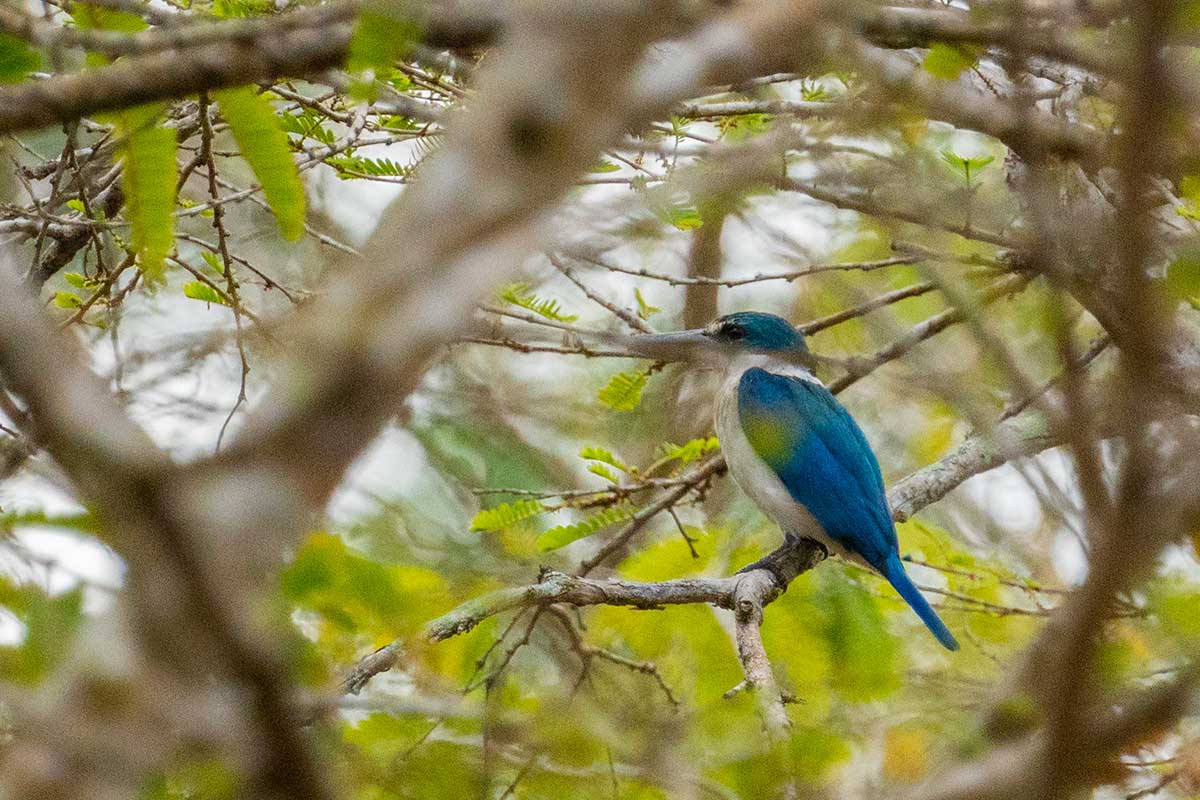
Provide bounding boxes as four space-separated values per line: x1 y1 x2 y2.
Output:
737 367 895 567
737 367 959 651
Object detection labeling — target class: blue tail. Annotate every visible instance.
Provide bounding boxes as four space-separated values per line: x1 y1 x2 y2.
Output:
882 554 959 651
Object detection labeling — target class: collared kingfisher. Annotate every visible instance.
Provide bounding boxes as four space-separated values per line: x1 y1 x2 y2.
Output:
628 311 959 651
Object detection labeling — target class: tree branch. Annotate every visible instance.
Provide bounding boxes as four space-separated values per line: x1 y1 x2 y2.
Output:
0 1 500 135
423 537 827 734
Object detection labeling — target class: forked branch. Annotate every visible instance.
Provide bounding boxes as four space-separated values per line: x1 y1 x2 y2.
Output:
423 536 827 735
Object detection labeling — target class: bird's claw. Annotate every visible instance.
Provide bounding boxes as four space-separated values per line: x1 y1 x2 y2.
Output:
735 535 828 590
734 555 792 590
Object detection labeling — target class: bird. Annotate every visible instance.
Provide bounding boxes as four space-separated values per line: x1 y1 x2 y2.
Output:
627 310 959 651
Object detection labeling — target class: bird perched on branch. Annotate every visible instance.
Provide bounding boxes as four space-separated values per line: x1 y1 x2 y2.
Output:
627 311 959 651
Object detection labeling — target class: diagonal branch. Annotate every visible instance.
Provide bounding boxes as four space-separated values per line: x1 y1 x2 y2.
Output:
0 1 501 135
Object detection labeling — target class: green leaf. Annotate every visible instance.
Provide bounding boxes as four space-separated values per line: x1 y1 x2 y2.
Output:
65 199 86 214
143 760 239 800
345 713 440 761
214 86 306 240
376 114 421 131
718 113 770 143
210 0 273 18
589 159 622 173
282 533 448 641
52 291 82 309
347 9 420 74
662 203 702 231
597 370 648 412
1167 251 1200 306
0 579 84 684
1153 585 1200 640
118 104 177 284
470 499 547 532
799 79 833 102
0 509 98 534
657 436 720 466
923 43 981 79
71 4 145 32
579 446 628 472
586 463 619 483
818 574 900 701
940 149 995 188
200 250 225 274
182 281 230 306
325 153 411 181
0 34 41 84
789 726 852 780
279 110 336 146
634 288 659 320
1178 177 1200 221
63 272 88 289
1182 175 1200 204
498 283 578 322
1181 0 1200 29
536 503 637 551
72 4 143 68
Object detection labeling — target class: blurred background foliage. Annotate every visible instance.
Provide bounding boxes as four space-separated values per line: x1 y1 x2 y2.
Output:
1 1 1199 798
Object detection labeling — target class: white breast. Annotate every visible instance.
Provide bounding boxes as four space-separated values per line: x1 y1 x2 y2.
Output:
713 355 845 556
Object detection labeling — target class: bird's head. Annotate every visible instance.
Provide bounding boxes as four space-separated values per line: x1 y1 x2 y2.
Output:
623 311 815 369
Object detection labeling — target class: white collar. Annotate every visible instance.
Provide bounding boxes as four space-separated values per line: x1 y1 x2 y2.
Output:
725 351 823 386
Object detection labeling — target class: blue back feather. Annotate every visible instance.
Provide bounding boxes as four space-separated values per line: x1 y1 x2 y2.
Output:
737 368 895 565
737 367 958 650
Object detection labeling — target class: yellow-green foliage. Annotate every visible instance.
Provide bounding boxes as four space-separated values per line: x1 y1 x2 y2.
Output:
499 282 579 322
0 34 40 83
470 498 547 531
118 104 177 283
0 575 83 685
536 503 637 551
597 370 649 411
214 86 306 241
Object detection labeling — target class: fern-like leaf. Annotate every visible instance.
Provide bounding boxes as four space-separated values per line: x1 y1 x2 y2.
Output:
404 134 443 180
587 463 619 483
579 446 628 472
658 436 720 466
118 103 176 284
470 499 547 532
499 282 578 322
215 86 306 240
279 110 336 146
597 370 648 412
325 154 412 181
536 503 637 551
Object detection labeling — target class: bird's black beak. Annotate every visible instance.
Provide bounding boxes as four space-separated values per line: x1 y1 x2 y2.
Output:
619 329 716 363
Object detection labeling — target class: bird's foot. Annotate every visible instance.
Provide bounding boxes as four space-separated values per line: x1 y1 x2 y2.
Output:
734 535 828 591
788 533 828 560
734 553 792 589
